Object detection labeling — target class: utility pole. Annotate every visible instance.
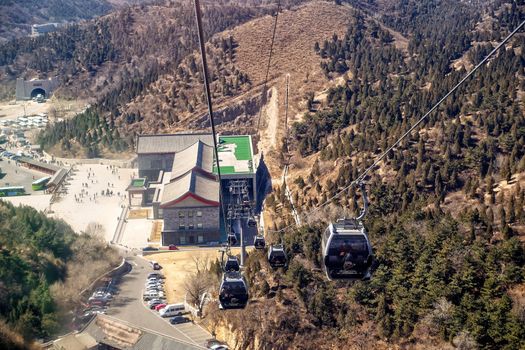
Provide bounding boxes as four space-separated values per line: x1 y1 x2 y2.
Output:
284 73 290 151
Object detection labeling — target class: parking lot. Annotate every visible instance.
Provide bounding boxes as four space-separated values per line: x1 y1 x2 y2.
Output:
0 157 50 195
105 254 213 347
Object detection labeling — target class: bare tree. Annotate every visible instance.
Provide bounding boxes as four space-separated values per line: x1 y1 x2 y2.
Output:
83 222 106 242
422 297 454 336
183 271 212 313
192 255 210 274
453 331 478 350
184 255 214 313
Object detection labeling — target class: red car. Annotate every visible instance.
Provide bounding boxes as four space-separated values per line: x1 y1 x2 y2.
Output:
155 303 167 311
168 244 178 250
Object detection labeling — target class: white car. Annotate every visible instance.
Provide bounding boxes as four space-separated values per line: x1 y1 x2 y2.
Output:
143 291 161 301
210 346 229 350
146 277 164 283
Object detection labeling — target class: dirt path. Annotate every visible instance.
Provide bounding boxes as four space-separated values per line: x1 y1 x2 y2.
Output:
145 248 242 303
257 86 279 154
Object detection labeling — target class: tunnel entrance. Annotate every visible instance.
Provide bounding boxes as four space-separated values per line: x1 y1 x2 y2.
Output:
30 88 46 99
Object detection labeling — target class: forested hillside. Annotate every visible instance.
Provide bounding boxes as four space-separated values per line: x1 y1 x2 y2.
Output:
33 0 338 158
0 0 287 156
0 201 120 347
204 1 525 349
0 0 145 42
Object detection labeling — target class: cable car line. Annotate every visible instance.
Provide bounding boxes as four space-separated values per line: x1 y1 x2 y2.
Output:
194 0 250 308
193 0 229 235
267 17 525 235
256 0 282 133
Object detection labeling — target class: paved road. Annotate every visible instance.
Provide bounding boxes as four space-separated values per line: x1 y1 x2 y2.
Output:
0 158 48 194
106 254 212 348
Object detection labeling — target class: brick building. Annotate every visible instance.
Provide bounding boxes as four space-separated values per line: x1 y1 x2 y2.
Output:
132 133 258 246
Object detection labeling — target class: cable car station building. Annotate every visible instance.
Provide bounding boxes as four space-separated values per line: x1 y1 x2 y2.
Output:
131 133 257 246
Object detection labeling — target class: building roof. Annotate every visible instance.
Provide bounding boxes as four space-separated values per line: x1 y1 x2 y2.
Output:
137 133 214 155
48 168 68 187
18 156 62 172
161 171 219 208
79 315 202 350
51 332 98 350
215 135 254 175
171 140 214 180
126 178 148 191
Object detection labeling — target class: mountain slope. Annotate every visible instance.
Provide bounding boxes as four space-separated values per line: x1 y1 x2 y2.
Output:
0 0 145 42
203 1 525 349
124 1 354 134
34 1 354 157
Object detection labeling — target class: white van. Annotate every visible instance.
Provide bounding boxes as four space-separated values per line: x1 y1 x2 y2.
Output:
159 303 185 317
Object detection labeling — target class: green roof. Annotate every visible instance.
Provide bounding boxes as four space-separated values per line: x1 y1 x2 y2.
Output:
130 178 146 187
214 135 254 175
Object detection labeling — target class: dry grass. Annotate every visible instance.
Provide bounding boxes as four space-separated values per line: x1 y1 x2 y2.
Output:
50 236 121 307
128 209 149 219
145 248 242 303
228 0 352 122
224 1 352 88
150 220 163 242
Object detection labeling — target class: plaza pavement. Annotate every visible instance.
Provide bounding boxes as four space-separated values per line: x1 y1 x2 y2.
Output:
49 164 135 240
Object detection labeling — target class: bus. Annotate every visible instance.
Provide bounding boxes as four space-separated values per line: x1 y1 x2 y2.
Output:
32 176 51 191
0 186 26 197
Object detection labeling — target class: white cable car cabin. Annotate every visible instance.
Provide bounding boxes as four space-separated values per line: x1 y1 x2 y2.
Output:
218 272 249 310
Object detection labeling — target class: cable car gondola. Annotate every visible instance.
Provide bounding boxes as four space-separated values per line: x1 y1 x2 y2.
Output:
254 235 266 250
218 272 249 310
224 256 240 272
268 244 287 269
247 217 257 227
321 183 373 281
227 232 237 246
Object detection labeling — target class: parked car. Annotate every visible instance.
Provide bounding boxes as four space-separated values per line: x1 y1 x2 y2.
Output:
147 277 164 284
146 283 163 288
168 244 178 250
144 280 164 287
155 303 167 311
209 346 229 350
159 303 185 317
150 261 161 270
142 246 158 252
148 273 165 279
148 299 166 309
206 339 229 350
145 281 164 288
144 285 164 291
143 291 163 301
170 316 190 325
82 306 106 313
82 309 106 318
89 293 112 302
88 299 107 307
145 279 163 285
145 288 164 295
92 291 113 298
